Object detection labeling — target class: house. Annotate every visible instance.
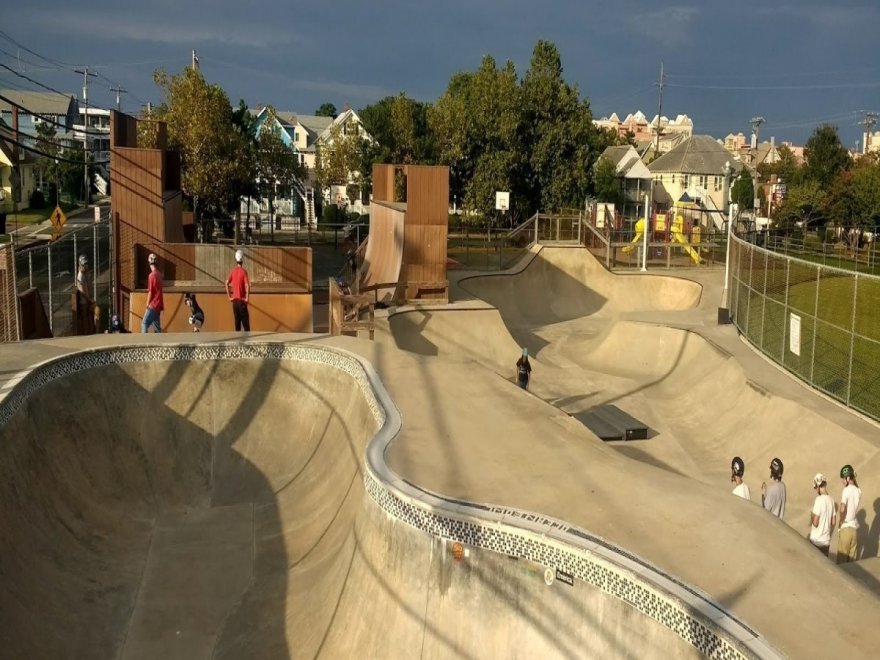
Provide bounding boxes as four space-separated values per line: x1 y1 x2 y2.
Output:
598 145 652 219
595 111 693 154
0 90 78 147
0 117 38 214
648 134 742 228
252 104 372 224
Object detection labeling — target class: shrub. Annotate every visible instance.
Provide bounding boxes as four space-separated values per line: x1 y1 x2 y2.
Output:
29 189 46 209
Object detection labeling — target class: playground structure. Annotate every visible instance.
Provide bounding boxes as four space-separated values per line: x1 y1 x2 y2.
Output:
621 208 703 265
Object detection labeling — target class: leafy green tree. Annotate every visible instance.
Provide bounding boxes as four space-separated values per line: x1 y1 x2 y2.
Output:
759 143 801 187
593 156 622 206
229 99 259 242
152 67 242 240
823 158 880 251
34 121 60 197
56 144 94 203
731 169 754 210
315 103 337 117
430 56 522 217
519 40 597 213
803 125 851 189
315 122 364 202
773 181 826 232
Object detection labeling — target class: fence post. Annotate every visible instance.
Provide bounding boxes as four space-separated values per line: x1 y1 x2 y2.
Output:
73 234 77 274
48 244 53 334
759 251 768 349
744 245 754 340
93 224 98 303
28 251 33 289
781 258 790 363
846 275 859 406
809 267 820 384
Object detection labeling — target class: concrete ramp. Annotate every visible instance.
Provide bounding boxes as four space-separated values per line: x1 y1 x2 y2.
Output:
461 246 702 327
360 203 404 303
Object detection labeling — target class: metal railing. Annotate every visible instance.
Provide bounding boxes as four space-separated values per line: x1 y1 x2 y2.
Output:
13 221 112 337
730 234 880 421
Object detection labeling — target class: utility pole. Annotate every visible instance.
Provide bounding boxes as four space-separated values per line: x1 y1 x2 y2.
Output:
192 50 199 71
750 116 765 220
860 111 878 155
654 61 664 157
110 85 127 112
74 66 98 205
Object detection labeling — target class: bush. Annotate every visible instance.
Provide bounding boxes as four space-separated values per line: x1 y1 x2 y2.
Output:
29 189 46 209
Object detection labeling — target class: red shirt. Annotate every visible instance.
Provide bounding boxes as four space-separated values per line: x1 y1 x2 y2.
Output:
227 265 249 301
147 269 164 312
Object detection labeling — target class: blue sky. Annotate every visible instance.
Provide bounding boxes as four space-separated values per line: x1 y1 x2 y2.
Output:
2 1 878 147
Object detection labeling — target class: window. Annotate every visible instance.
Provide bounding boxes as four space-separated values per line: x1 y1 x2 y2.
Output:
714 176 722 191
682 174 690 188
671 174 676 184
699 175 707 189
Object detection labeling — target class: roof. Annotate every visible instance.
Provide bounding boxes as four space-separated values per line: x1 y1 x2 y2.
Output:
0 90 77 117
600 145 651 179
648 134 742 175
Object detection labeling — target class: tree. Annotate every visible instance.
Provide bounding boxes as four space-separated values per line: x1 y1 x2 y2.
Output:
229 99 259 243
314 122 363 202
152 67 242 241
773 181 826 233
759 143 801 187
519 40 598 213
34 121 60 200
593 156 622 206
803 125 851 189
823 158 880 251
730 169 754 211
315 103 337 118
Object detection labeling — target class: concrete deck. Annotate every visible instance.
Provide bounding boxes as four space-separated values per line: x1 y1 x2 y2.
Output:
0 244 878 658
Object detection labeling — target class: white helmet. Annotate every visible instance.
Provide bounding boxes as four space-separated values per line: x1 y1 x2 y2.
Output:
148 253 157 265
78 254 88 267
235 249 244 263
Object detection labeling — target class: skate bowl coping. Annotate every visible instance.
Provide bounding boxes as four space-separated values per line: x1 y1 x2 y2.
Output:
0 342 776 659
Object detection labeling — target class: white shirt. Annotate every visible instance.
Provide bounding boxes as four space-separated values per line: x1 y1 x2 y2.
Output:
809 493 835 546
732 482 751 500
840 484 862 529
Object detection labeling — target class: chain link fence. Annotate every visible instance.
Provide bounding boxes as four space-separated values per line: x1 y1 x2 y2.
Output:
730 235 880 421
13 220 113 337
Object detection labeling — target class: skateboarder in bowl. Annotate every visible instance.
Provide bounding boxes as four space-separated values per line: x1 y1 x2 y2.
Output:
516 348 532 389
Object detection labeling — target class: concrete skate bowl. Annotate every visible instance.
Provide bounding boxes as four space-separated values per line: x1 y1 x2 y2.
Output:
460 246 702 329
0 344 382 659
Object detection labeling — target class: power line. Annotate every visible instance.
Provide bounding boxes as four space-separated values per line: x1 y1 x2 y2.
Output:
666 81 880 91
0 92 111 137
0 132 109 164
0 30 77 69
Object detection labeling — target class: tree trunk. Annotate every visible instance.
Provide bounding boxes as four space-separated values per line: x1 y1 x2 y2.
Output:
234 204 241 245
269 194 274 243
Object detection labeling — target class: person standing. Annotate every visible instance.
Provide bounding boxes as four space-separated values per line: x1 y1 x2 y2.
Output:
808 474 836 557
837 465 862 564
225 249 250 331
75 254 95 333
731 456 751 500
516 348 532 389
761 457 786 519
141 253 163 333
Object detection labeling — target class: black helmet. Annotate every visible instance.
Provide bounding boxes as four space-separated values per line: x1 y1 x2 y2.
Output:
770 457 784 478
731 456 745 477
840 464 855 479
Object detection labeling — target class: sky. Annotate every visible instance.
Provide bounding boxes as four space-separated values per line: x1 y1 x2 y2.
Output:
1 0 878 148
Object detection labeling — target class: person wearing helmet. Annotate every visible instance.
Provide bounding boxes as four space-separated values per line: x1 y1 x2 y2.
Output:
75 254 95 333
837 465 861 564
761 457 786 519
225 249 250 331
516 347 532 389
183 292 205 332
730 456 751 500
808 474 836 557
141 252 164 333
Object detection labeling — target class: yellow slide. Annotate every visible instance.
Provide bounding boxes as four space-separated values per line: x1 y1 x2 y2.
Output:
621 217 645 254
670 214 702 264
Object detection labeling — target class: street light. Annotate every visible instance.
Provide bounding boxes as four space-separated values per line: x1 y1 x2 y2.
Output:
719 160 734 323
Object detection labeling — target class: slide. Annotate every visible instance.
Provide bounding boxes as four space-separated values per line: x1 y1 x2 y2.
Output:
621 217 645 254
671 214 702 264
